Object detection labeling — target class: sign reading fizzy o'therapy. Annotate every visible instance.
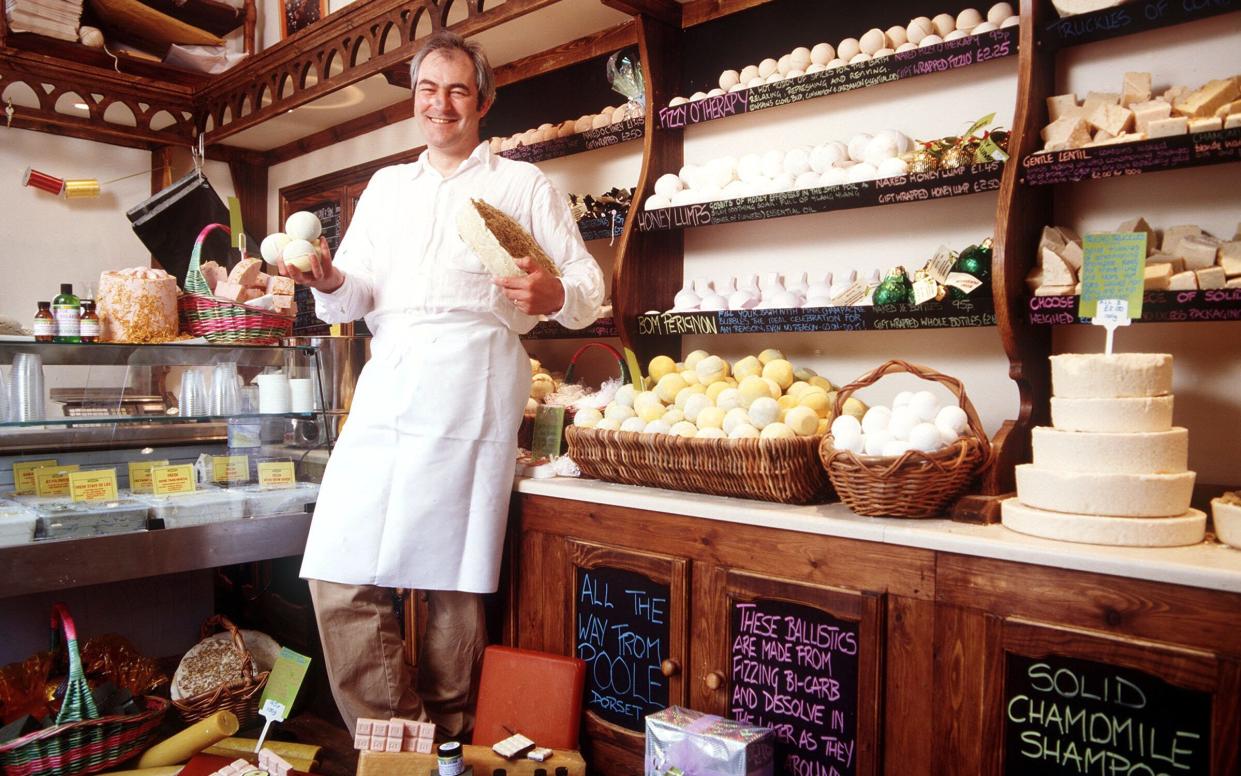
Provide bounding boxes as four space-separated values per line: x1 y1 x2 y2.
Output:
1004 652 1211 775
575 566 670 732
730 598 861 776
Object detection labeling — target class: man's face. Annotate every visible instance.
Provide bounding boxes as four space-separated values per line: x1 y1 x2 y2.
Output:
414 49 489 156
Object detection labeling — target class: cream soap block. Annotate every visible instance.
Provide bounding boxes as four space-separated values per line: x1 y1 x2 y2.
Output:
1031 426 1188 474
1049 395 1174 432
1001 500 1206 547
1049 352 1171 398
1014 465 1194 517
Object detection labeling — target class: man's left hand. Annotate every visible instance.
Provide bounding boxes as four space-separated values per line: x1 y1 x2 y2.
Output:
493 256 565 315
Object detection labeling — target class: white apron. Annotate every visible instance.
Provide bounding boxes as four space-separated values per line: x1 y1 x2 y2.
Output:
300 310 530 593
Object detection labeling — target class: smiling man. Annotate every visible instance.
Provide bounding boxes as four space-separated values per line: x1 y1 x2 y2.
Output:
282 31 604 739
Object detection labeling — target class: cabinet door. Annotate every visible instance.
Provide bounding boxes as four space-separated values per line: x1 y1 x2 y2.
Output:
568 539 689 772
696 566 884 776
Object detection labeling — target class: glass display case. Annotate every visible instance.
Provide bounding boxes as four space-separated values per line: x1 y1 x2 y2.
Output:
0 339 332 566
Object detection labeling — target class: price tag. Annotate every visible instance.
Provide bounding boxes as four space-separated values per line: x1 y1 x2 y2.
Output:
830 280 868 307
35 465 80 497
211 455 250 484
13 460 57 495
926 245 955 283
945 272 984 295
253 647 313 753
911 278 941 306
152 464 197 495
531 405 566 460
257 461 296 489
127 460 168 494
69 469 119 502
1081 232 1146 354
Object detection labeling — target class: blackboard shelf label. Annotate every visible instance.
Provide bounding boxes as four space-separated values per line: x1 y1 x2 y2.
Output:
657 28 1017 131
636 297 996 337
1027 289 1241 326
1040 0 1239 50
578 213 627 242
637 162 1004 232
522 317 619 340
1020 127 1241 187
498 118 644 165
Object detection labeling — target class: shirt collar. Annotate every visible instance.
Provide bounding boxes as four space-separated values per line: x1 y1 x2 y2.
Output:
410 141 492 180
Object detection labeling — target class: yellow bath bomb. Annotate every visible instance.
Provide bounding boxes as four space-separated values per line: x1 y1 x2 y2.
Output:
784 405 819 436
697 406 726 429
798 388 831 418
760 422 796 440
705 381 733 403
683 349 710 370
697 427 727 439
737 376 771 407
669 420 698 437
793 367 818 382
674 384 706 408
662 407 685 425
842 397 868 420
785 381 812 399
729 423 761 439
722 407 752 435
574 407 603 428
620 417 647 433
761 377 783 400
778 395 800 414
614 383 637 407
817 418 830 435
808 375 834 392
683 393 714 423
680 369 701 386
648 355 678 382
757 348 786 365
761 359 795 390
732 355 762 381
595 417 621 431
715 387 743 411
695 355 730 384
530 373 556 401
655 373 689 403
605 403 637 422
634 391 665 422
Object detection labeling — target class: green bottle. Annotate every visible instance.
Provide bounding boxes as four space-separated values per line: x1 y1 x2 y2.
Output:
52 283 81 343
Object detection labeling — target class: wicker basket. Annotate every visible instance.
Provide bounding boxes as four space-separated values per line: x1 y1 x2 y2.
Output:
567 426 833 504
170 616 269 727
819 360 992 518
178 223 294 345
0 604 168 776
520 342 630 453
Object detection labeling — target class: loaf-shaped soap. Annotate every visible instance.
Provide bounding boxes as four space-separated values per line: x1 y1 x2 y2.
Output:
456 198 560 278
227 257 263 286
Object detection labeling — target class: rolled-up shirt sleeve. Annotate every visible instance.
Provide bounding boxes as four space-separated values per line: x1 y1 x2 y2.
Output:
528 176 605 330
310 172 383 323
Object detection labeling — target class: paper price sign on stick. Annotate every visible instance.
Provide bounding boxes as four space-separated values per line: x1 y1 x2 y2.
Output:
1080 232 1146 354
254 647 312 752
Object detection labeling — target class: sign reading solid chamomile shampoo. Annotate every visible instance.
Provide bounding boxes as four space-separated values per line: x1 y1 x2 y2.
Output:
152 464 196 496
13 460 57 495
69 469 119 502
257 460 297 489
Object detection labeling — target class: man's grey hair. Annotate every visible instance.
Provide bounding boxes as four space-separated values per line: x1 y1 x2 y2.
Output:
408 31 496 110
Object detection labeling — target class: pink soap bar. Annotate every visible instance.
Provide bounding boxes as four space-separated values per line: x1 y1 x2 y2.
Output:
214 281 244 301
228 257 263 286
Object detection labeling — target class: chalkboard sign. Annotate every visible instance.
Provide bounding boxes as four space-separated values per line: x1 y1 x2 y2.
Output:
1021 128 1241 187
1028 288 1241 326
1042 0 1238 50
575 566 671 732
524 318 619 340
637 162 1004 232
730 598 861 776
1004 652 1211 775
499 118 644 165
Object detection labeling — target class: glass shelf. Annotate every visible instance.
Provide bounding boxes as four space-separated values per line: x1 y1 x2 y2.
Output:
0 338 314 367
0 412 320 429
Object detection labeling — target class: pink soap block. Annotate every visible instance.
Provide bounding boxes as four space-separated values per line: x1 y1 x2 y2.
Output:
415 737 434 754
228 257 263 286
214 281 244 301
356 717 380 735
259 748 294 776
384 736 403 752
369 734 387 751
354 733 370 750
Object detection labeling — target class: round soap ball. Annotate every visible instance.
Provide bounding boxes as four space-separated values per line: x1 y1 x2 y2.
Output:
285 211 322 242
78 25 105 47
655 373 689 403
643 419 672 435
761 359 794 390
737 153 765 182
877 157 910 178
620 417 647 433
595 417 621 431
604 403 637 423
988 2 1014 24
836 37 861 61
910 390 940 421
283 239 316 272
847 133 873 162
747 397 780 429
697 406 727 430
931 12 956 36
654 173 684 198
919 34 944 47
776 54 793 75
956 7 983 32
648 355 678 381
739 64 760 83
729 423 760 440
859 28 886 54
888 406 920 441
944 29 967 41
906 17 932 43
896 41 918 53
260 232 291 263
574 408 603 428
831 414 862 438
936 404 969 434
760 422 795 440
790 46 812 69
683 393 714 424
849 52 872 64
908 422 943 452
719 69 741 90
722 407 752 435
669 421 698 438
757 348 785 365
696 354 730 384
697 427 727 439
810 42 834 65
861 405 892 434
783 147 812 177
758 58 779 77
715 388 743 412
1000 15 1019 27
885 25 908 47
832 424 864 453
614 384 636 407
783 405 819 436
644 194 672 211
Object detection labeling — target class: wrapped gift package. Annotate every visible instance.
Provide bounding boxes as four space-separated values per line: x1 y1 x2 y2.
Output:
645 706 774 776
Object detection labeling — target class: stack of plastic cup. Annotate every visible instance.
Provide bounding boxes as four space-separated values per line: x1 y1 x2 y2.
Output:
178 369 208 417
288 378 314 413
210 363 241 416
255 373 291 414
9 354 45 422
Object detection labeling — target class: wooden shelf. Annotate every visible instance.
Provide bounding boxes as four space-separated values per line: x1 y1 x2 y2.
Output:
0 511 311 599
637 162 1004 232
636 296 995 336
1020 127 1241 187
1027 289 1241 325
657 28 1018 130
522 318 618 340
498 117 644 164
1039 0 1240 50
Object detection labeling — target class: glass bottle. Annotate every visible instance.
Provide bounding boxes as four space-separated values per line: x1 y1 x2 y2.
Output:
52 283 80 343
33 301 54 342
79 300 101 343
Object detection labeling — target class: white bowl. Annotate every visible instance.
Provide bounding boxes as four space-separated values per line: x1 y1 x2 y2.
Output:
1212 498 1241 549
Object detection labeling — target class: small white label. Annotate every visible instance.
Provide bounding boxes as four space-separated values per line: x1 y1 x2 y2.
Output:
830 281 868 307
54 305 79 336
33 318 55 337
944 272 984 294
926 245 954 283
1094 298 1131 326
80 318 101 337
260 698 285 719
912 278 940 306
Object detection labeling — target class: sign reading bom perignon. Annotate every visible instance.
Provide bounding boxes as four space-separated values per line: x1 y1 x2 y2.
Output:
1004 652 1210 775
575 566 670 732
730 599 860 776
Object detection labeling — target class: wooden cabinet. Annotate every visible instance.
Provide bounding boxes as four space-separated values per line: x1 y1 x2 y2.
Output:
508 492 1241 775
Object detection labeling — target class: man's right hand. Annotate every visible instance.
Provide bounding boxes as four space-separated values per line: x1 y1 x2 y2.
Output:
277 236 346 293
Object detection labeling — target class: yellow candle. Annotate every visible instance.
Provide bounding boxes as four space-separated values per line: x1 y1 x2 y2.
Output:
136 710 239 768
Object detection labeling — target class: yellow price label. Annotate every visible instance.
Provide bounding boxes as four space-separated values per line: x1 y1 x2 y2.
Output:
257 461 296 489
69 469 119 502
13 460 57 495
211 455 250 484
152 464 196 496
127 460 169 494
35 465 80 497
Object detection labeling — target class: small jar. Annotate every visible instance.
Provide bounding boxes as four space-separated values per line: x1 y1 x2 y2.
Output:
79 300 101 343
33 301 54 342
437 741 464 776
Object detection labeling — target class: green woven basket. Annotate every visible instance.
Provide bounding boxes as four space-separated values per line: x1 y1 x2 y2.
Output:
178 223 294 345
0 604 168 776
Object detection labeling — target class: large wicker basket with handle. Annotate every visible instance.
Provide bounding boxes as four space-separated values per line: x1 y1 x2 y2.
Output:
177 223 294 344
0 604 168 776
819 360 992 518
170 615 270 727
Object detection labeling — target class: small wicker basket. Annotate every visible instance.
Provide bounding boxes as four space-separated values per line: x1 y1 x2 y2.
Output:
819 360 992 518
170 616 270 727
177 223 294 345
520 342 630 453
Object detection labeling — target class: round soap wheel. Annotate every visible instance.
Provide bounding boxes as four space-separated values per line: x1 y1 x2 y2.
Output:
171 628 281 700
1000 500 1206 548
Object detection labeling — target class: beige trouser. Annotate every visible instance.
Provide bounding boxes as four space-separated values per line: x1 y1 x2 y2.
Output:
308 579 487 740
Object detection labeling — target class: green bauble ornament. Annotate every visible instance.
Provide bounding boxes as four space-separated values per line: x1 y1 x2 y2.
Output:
953 242 993 280
874 266 912 306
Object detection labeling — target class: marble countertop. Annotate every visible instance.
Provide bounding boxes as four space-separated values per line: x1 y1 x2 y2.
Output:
514 477 1241 594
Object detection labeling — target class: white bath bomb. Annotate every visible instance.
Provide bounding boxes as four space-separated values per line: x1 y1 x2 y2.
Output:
787 68 805 78
747 397 780 429
716 388 743 412
863 429 893 456
770 172 795 192
678 163 703 189
944 29 967 41
877 157 910 178
988 2 1014 24
810 42 835 65
747 77 766 88
846 162 879 182
783 147 812 176
820 167 849 187
909 422 944 452
790 46 812 69
697 406 726 430
888 406 920 441
761 149 786 179
260 232 291 263
936 404 969 434
614 383 636 408
283 239 316 272
861 405 892 434
859 28 886 54
847 133 873 162
643 419 672 435
937 423 961 445
719 69 741 90
836 37 861 61
729 423 760 440
876 129 913 155
704 157 738 189
794 171 821 190
690 91 708 102
919 34 944 47
595 417 621 431
696 354 729 384
956 7 983 31
1000 15 1019 27
826 58 846 70
683 393 714 424
776 54 792 75
886 25 908 47
971 21 998 34
893 391 914 408
863 133 901 165
896 41 918 52
758 58 778 77
644 194 672 211
737 153 765 182
722 407 752 435
729 83 749 92
634 391 665 422
654 173 683 198
697 427 727 439
669 420 698 438
591 113 610 130
907 17 932 43
760 422 796 440
605 404 637 423
873 48 895 58
849 52 872 64
620 417 647 433
882 440 914 457
707 88 725 97
831 414 862 438
739 64 760 83
910 390 940 421
668 96 689 107
574 407 603 428
285 211 322 242
765 72 784 84
832 424 864 452
932 13 956 35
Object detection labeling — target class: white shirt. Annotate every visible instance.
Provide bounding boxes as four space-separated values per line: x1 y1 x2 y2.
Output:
311 142 605 334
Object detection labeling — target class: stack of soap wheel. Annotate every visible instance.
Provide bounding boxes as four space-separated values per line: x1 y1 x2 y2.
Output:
1001 353 1206 547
